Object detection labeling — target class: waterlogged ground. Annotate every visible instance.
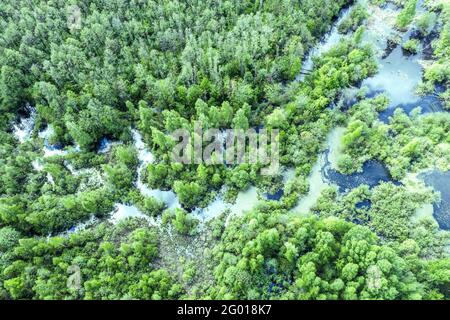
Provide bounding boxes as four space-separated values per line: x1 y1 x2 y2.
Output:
297 5 353 80
10 0 449 232
419 171 450 230
287 0 449 229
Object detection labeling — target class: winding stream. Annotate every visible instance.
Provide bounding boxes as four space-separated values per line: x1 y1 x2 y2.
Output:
127 130 260 223
11 0 449 230
289 0 449 230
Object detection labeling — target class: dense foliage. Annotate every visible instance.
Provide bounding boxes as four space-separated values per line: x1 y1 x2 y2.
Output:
209 206 449 299
338 95 450 178
0 0 448 300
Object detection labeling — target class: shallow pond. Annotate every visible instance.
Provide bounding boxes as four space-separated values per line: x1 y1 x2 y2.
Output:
361 0 446 122
419 171 450 230
323 157 399 192
323 128 397 193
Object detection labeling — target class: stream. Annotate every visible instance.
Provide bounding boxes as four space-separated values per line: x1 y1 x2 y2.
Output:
297 5 352 80
111 130 260 224
289 0 449 230
361 1 445 122
419 171 450 230
10 0 449 230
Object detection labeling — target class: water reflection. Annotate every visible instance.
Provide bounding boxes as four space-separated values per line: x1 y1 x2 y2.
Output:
298 5 352 80
323 154 400 192
361 0 446 122
419 171 450 230
39 126 69 157
13 105 35 143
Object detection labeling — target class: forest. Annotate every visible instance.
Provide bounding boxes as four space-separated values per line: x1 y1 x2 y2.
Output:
0 0 449 300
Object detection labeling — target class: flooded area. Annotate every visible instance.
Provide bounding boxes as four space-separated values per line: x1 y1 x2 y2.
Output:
113 129 260 224
324 158 398 192
12 106 35 143
133 129 181 211
290 126 397 214
38 126 70 157
361 0 446 122
323 128 399 192
419 171 450 230
298 5 352 80
291 153 329 215
11 0 448 231
109 203 157 225
363 45 423 110
288 0 449 226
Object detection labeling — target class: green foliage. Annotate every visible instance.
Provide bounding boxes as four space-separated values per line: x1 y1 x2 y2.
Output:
369 183 433 241
338 4 368 34
415 12 437 36
173 181 206 209
402 39 420 54
163 209 198 236
396 0 418 31
0 222 183 299
0 0 448 301
210 207 443 299
0 227 21 252
370 0 386 6
424 3 450 86
103 145 138 193
338 95 450 179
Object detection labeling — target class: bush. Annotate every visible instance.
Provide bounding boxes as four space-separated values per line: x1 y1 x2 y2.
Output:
396 0 418 31
402 39 420 54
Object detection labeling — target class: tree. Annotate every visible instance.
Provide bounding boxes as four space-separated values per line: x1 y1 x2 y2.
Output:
232 108 249 130
0 227 21 252
173 181 205 209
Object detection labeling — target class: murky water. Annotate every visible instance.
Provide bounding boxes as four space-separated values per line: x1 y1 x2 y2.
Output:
109 203 153 225
133 129 155 164
265 189 284 201
98 137 123 154
193 195 231 220
361 0 446 122
230 186 259 216
38 126 70 157
326 127 346 170
324 156 399 192
224 186 260 225
298 5 352 80
363 46 423 109
364 38 445 122
13 106 35 143
291 152 329 215
361 2 399 54
413 203 434 223
419 171 450 230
